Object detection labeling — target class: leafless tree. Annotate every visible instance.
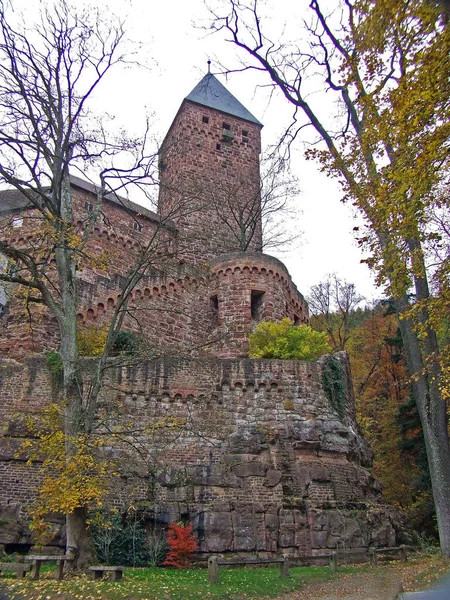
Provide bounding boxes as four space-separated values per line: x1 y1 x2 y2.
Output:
0 0 169 567
208 154 301 252
308 274 364 351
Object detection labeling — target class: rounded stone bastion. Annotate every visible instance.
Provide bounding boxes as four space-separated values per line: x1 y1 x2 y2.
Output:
207 252 309 358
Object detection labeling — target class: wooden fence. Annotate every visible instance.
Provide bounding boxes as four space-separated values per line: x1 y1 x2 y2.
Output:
207 545 411 584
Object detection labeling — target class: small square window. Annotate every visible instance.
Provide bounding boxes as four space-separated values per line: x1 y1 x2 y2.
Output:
242 130 248 137
243 137 249 144
223 122 231 130
12 216 23 228
84 201 93 212
133 221 142 232
202 116 209 124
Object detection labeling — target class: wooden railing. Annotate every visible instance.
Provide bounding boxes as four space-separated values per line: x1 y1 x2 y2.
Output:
207 545 411 584
369 546 409 566
208 556 290 583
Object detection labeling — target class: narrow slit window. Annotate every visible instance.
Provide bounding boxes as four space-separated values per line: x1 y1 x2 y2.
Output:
216 143 221 151
133 221 142 232
84 201 94 212
251 290 265 324
210 295 219 326
293 315 300 326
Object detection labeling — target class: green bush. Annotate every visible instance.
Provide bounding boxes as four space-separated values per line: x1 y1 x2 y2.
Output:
90 510 166 567
46 351 63 376
248 318 331 360
111 331 142 355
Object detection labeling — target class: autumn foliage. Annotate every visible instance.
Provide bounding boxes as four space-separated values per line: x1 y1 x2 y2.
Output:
248 318 331 360
162 523 198 569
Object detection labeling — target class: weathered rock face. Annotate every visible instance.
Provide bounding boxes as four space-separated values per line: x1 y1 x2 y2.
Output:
0 353 406 556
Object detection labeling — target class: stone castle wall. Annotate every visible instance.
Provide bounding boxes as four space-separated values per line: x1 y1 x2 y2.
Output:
0 353 405 555
0 183 307 361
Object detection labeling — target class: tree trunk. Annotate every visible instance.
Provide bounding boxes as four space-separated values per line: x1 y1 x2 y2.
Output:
56 171 95 565
66 507 95 570
396 296 450 555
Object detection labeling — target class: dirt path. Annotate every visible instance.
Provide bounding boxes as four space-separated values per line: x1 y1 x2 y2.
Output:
277 555 450 600
280 570 402 600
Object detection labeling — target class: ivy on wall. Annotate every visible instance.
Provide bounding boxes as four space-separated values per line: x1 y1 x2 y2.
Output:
322 355 346 420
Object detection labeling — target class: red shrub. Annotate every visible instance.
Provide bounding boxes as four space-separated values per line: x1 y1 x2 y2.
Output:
162 523 198 569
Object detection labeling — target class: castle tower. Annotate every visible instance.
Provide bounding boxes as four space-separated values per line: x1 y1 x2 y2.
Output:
158 73 263 262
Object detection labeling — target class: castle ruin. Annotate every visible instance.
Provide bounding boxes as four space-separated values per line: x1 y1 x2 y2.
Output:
0 73 405 556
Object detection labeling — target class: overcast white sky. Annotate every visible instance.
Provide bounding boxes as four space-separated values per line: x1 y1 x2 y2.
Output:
10 0 380 301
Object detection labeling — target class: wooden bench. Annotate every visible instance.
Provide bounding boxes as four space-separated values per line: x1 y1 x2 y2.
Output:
0 562 32 578
208 556 289 584
89 566 124 581
25 554 74 580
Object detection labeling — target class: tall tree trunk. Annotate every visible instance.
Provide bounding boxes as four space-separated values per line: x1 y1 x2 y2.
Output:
396 295 450 555
56 172 94 564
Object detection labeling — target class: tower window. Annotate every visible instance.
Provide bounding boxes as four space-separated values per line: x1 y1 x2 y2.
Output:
210 295 219 326
210 295 219 312
251 290 265 324
216 143 221 151
242 130 248 137
202 116 209 124
133 221 142 232
84 201 93 212
222 122 234 143
293 315 300 326
242 137 249 144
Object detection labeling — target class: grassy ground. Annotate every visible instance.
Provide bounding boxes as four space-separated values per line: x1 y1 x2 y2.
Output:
0 563 348 600
0 554 447 600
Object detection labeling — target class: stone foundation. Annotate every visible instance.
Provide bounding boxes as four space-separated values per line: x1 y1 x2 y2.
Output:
0 353 407 555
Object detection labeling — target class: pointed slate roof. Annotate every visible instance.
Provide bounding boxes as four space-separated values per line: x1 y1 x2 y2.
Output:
185 73 263 127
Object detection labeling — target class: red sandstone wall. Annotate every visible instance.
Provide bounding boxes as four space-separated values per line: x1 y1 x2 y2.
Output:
207 253 309 357
74 251 308 359
0 185 176 358
1 166 308 362
0 354 406 555
1 194 308 359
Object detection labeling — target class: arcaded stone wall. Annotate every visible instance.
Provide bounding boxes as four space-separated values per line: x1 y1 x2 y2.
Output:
1 231 308 360
0 184 167 358
0 354 406 555
1 179 306 361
